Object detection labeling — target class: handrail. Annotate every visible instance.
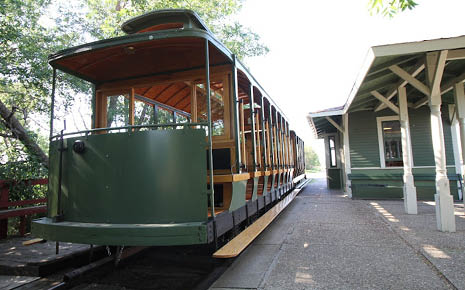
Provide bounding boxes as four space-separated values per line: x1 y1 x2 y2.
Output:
50 122 209 141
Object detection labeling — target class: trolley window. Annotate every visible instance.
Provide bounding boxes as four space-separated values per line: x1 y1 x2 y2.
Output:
195 80 227 137
134 99 155 126
106 94 130 128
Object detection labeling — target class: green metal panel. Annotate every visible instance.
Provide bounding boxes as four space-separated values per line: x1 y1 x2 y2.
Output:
252 177 258 200
262 175 269 196
230 180 246 211
32 217 207 246
45 128 207 224
274 173 280 189
47 142 60 218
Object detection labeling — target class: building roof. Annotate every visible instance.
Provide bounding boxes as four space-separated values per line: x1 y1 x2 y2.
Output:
308 35 465 138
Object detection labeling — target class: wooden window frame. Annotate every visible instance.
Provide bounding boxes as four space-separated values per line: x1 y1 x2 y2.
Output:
376 115 402 168
192 73 232 141
328 135 337 168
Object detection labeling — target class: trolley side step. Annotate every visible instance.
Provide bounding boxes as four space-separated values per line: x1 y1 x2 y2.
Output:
22 238 46 246
213 186 302 258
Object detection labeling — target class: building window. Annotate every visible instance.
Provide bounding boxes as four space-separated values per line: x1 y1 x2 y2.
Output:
378 118 403 167
328 135 337 168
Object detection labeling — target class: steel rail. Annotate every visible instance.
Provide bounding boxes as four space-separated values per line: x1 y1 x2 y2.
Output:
205 39 215 219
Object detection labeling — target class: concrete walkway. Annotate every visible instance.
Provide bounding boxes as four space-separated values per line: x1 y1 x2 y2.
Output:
210 178 465 290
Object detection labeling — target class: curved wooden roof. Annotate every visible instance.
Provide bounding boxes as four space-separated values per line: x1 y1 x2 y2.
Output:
49 9 290 123
49 10 232 84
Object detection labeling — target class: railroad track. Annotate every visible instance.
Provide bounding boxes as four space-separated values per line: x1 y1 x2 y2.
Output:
15 182 310 290
38 245 231 290
19 182 309 290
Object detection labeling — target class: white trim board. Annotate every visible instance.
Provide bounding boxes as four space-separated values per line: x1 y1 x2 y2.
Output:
351 165 456 170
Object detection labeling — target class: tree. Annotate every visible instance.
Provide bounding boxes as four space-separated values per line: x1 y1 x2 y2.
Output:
368 0 418 17
304 145 320 172
0 0 87 174
1 0 269 177
84 0 269 59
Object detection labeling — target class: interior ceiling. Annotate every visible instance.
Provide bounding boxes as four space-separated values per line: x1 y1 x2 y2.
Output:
52 37 228 84
349 54 465 113
134 81 224 116
135 83 191 113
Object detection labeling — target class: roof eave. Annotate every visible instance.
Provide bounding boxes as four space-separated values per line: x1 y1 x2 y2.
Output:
372 35 465 57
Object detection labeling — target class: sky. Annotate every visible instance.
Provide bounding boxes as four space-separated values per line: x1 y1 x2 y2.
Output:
49 0 465 165
235 0 465 161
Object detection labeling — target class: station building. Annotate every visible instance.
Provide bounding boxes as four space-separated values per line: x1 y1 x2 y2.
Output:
307 36 465 232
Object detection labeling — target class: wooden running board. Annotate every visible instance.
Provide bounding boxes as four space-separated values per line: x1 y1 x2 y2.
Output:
213 181 307 258
22 238 45 246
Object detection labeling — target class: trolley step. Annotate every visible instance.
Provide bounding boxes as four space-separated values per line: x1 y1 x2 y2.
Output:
213 185 305 258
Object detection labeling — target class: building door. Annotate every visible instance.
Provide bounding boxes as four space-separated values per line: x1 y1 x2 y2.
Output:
325 133 342 189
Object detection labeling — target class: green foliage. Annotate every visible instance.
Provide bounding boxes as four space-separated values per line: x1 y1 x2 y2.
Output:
368 0 418 17
304 145 320 171
84 0 269 59
0 0 90 116
0 0 89 204
0 134 48 202
0 0 91 144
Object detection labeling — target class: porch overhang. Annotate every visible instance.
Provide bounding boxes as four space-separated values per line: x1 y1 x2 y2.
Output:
307 35 465 139
308 35 465 232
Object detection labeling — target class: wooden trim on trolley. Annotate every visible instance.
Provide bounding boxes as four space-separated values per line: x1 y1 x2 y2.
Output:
96 64 233 91
207 173 251 183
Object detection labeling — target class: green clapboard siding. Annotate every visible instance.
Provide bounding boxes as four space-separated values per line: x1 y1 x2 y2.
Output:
409 106 434 166
441 105 455 166
349 111 380 167
406 105 454 166
349 105 455 168
349 167 459 200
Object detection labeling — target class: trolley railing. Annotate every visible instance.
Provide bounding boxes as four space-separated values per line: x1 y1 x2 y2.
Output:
50 122 209 141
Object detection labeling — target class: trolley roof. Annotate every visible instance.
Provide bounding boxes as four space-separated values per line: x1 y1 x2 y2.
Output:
49 9 289 121
121 9 211 34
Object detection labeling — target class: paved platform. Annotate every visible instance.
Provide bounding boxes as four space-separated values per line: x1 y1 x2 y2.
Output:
210 178 465 290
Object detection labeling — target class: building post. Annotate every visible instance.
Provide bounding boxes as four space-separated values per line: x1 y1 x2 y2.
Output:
342 113 352 198
448 104 463 201
426 51 456 232
398 87 418 214
453 83 465 204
